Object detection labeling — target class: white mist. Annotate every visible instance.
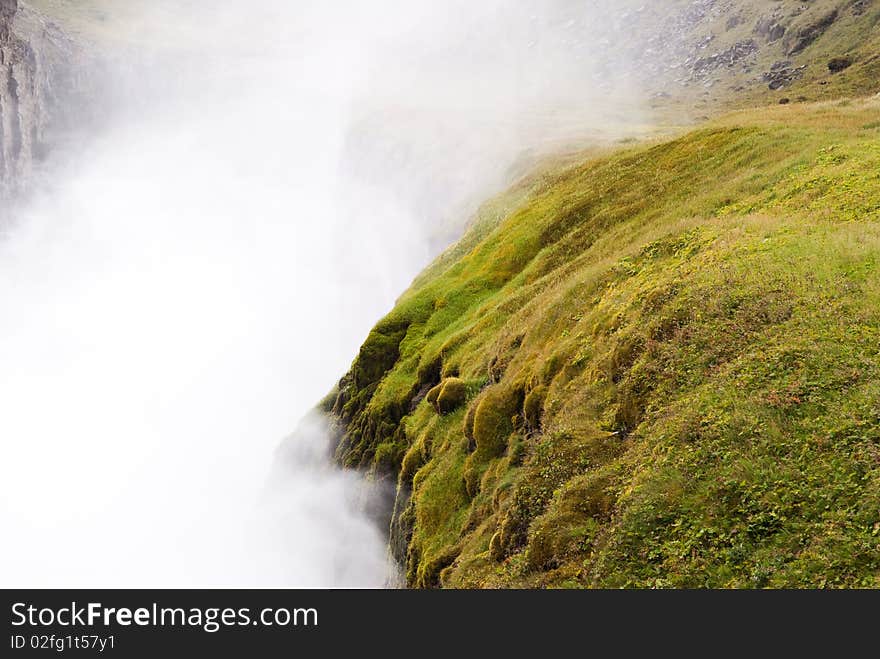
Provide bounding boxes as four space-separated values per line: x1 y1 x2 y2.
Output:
0 0 645 586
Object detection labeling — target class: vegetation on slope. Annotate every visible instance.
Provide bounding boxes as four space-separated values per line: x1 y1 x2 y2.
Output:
326 97 880 588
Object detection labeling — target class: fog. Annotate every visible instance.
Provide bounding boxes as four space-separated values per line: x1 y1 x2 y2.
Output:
0 0 646 586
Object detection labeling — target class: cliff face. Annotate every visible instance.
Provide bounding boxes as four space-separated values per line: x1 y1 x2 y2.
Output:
0 0 81 197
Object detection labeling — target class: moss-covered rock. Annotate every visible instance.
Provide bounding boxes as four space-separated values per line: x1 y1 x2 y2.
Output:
425 383 443 412
400 438 427 485
425 378 471 415
436 377 467 415
462 455 483 498
523 385 548 432
472 385 522 460
352 322 409 389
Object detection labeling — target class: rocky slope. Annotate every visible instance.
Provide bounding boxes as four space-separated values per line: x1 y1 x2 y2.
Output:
0 0 86 199
625 0 880 112
322 0 880 588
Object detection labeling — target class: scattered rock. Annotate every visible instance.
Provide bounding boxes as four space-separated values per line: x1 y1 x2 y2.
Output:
692 39 758 78
828 57 853 73
755 15 786 42
408 381 435 413
763 60 806 90
779 98 791 105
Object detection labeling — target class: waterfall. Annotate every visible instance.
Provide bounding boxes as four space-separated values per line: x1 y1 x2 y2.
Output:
0 0 645 586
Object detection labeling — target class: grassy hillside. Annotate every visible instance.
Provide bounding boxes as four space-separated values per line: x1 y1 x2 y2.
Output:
327 96 880 588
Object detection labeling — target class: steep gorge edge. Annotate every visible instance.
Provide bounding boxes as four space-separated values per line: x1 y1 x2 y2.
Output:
0 0 87 199
322 67 880 588
9 0 879 589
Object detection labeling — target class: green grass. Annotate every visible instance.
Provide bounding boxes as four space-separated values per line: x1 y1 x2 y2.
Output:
327 96 880 588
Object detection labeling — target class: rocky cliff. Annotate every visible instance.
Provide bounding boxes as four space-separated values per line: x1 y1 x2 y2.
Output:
0 0 82 198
